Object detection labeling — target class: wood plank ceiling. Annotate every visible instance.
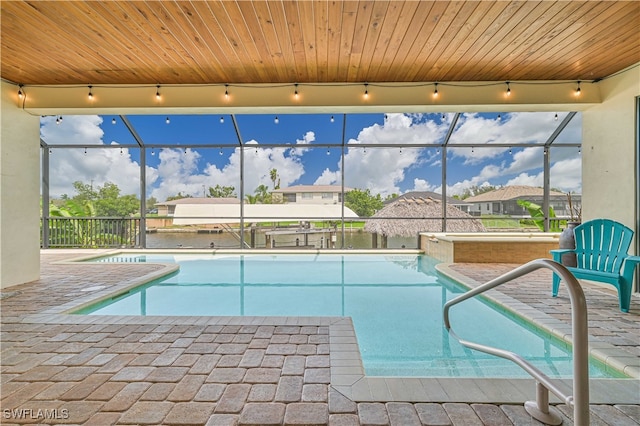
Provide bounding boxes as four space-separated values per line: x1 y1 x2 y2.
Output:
1 1 639 86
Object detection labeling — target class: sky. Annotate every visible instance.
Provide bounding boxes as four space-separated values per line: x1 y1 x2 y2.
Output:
42 112 582 202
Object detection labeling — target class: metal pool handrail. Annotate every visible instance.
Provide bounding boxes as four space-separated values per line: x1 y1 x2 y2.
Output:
443 259 589 426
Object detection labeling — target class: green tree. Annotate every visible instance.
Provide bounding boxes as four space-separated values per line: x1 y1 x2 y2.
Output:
94 182 139 216
50 199 96 218
62 181 98 203
344 189 384 217
460 185 497 199
65 181 139 217
166 192 193 202
517 199 560 232
146 196 158 211
244 194 259 204
208 184 236 198
254 184 271 204
269 168 280 190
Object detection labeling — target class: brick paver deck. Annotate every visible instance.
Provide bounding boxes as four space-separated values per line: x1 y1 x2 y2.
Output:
1 250 638 425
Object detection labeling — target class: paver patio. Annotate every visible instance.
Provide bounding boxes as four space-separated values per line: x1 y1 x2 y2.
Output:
1 250 638 425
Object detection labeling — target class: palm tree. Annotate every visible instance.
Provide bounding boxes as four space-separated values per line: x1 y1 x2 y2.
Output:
49 200 97 246
48 200 130 247
254 184 271 204
244 194 259 204
269 168 280 190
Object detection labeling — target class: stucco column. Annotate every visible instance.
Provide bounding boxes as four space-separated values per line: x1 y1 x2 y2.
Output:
1 81 41 288
582 65 639 238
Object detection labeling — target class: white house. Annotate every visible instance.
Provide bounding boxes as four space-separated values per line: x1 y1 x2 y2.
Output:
272 185 353 205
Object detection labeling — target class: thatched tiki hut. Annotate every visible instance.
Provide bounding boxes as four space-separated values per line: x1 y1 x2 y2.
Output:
364 193 485 247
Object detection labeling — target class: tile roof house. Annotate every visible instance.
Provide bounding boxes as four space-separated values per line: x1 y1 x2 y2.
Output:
464 186 580 217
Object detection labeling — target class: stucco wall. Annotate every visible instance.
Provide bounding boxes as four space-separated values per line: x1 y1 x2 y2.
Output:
582 66 639 241
1 81 41 288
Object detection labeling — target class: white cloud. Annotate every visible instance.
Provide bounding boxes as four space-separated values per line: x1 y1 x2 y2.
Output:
436 178 494 197
314 113 447 197
44 116 142 197
505 172 543 187
550 157 582 192
448 112 563 164
42 116 309 202
42 113 582 204
410 178 436 192
150 145 306 201
314 168 340 186
290 131 315 156
41 115 104 145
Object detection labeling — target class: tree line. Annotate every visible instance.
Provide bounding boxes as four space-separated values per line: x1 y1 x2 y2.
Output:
48 180 394 219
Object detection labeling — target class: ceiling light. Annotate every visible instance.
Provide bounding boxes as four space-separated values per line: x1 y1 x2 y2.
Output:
554 113 558 121
88 85 93 100
224 84 229 100
497 114 502 121
363 83 369 99
330 115 335 123
575 81 581 96
505 82 511 96
294 83 299 100
156 85 161 100
166 117 170 124
111 118 116 125
220 116 224 124
17 84 24 99
274 116 279 124
433 82 439 98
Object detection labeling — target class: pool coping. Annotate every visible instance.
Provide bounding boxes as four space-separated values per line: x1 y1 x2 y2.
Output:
22 249 640 405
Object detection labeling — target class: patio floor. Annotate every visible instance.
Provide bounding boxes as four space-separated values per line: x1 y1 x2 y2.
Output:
1 250 638 425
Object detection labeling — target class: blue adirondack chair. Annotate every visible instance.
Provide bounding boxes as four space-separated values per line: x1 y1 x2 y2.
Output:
550 219 640 312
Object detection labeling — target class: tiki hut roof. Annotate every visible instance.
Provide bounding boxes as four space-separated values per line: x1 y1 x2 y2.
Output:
364 195 485 237
385 191 471 206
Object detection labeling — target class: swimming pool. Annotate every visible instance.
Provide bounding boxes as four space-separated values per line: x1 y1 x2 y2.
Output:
78 253 617 378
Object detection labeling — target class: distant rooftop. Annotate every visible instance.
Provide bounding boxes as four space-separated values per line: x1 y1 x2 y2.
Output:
465 186 566 203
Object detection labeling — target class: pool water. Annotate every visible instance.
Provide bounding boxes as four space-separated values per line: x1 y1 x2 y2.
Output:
79 253 618 378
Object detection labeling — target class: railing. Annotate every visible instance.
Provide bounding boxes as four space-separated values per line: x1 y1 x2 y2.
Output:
443 259 589 426
42 217 140 248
